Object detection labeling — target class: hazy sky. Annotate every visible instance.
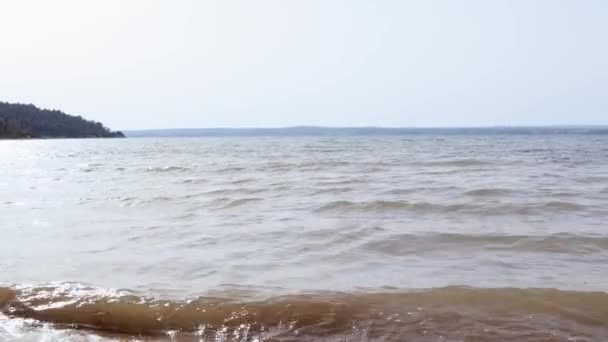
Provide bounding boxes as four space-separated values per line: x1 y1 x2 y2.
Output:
1 1 607 129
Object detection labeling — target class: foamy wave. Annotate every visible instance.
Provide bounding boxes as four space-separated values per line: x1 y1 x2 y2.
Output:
2 284 608 340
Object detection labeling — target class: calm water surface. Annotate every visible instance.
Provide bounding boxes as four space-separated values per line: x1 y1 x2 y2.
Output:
1 135 607 341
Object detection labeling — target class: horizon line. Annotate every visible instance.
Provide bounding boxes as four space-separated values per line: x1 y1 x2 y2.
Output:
123 124 608 132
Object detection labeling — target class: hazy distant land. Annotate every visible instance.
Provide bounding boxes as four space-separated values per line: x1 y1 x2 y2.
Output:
2 100 607 139
0 102 124 139
125 126 608 137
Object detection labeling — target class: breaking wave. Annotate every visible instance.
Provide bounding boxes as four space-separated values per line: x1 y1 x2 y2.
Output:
1 284 608 341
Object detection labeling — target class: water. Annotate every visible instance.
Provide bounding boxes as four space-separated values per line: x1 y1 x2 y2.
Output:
1 135 607 341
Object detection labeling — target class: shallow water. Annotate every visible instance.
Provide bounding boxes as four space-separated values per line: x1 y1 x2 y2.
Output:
1 135 607 341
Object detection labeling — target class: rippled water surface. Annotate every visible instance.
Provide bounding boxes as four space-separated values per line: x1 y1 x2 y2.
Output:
1 135 607 341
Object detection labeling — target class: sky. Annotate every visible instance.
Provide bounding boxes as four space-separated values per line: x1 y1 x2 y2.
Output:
0 0 607 130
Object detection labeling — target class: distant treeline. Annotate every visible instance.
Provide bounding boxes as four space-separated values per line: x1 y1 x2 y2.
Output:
0 102 124 139
125 126 608 137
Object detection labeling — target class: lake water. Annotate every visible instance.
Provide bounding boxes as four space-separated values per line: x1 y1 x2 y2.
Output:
1 135 607 341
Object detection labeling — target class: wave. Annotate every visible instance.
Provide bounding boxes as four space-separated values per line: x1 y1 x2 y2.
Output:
464 188 518 197
261 161 394 173
229 178 256 185
222 198 263 208
516 148 552 153
179 178 208 184
2 285 608 340
314 178 368 186
298 161 351 168
214 166 245 172
542 200 586 211
113 195 174 207
576 176 608 183
354 233 608 255
315 200 589 215
316 200 430 213
412 159 490 167
309 187 354 195
145 166 191 173
202 188 265 196
204 197 263 210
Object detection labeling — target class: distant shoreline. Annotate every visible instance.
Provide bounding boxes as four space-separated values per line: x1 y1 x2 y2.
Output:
124 126 608 138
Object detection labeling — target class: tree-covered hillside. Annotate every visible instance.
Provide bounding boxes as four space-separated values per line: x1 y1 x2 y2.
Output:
0 102 124 138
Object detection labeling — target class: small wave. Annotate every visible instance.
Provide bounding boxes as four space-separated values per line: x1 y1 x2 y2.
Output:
310 187 353 195
516 148 552 153
576 176 608 183
145 166 191 173
298 161 352 171
206 198 263 210
113 196 137 206
114 196 174 207
179 178 207 184
413 159 489 167
549 191 578 197
464 188 516 197
315 200 589 216
215 167 245 172
150 196 172 202
314 178 368 186
270 184 292 191
300 148 346 153
315 200 468 214
78 168 96 173
257 163 296 172
542 201 586 211
202 189 242 195
224 198 262 208
180 192 207 199
355 233 608 256
2 285 608 340
382 188 419 195
229 178 256 185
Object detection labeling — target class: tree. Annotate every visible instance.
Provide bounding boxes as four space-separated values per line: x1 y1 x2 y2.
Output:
0 101 124 139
